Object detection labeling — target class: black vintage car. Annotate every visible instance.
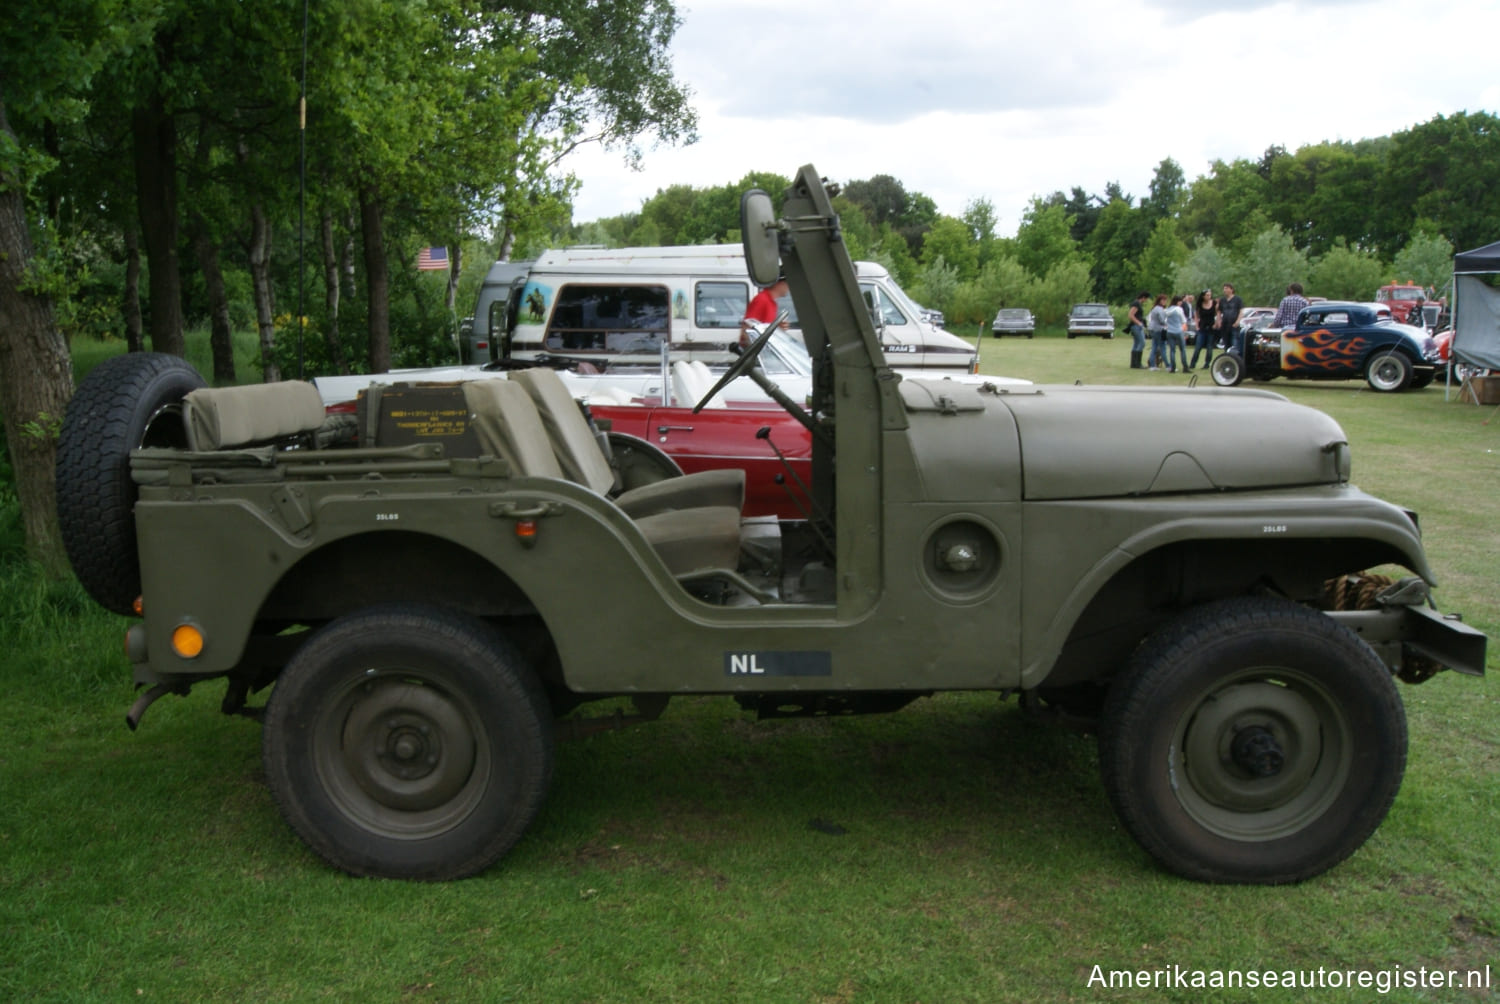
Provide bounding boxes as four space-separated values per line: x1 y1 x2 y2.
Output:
1211 301 1441 392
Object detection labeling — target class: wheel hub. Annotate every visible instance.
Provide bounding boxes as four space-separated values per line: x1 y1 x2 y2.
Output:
1230 726 1285 777
340 680 477 813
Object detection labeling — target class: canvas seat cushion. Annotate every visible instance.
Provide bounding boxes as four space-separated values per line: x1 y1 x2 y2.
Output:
183 381 326 452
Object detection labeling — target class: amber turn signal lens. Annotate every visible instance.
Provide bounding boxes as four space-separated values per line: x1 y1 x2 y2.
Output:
515 519 537 539
171 624 205 659
132 596 144 616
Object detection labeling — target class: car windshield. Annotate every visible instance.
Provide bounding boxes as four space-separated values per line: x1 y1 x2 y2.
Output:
766 329 813 376
1073 305 1110 317
998 309 1029 319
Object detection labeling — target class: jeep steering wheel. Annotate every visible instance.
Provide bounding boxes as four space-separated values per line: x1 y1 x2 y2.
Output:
692 311 786 414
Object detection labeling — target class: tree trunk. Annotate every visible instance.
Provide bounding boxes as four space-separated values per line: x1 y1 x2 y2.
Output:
342 211 357 300
132 90 185 356
445 243 461 312
191 215 237 384
123 227 144 352
246 201 279 383
0 95 74 577
319 209 347 374
360 185 391 373
498 225 515 264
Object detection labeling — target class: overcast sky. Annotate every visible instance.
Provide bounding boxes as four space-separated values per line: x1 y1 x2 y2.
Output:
564 0 1500 236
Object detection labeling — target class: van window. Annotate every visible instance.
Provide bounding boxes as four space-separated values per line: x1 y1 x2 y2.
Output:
696 281 749 329
544 284 669 354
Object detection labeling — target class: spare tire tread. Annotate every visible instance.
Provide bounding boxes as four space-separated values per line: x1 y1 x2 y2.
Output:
56 352 206 615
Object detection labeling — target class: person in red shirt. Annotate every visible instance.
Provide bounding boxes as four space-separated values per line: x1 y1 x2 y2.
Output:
740 276 789 346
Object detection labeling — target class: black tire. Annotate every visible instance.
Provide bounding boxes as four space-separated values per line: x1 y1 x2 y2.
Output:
1209 352 1244 387
1408 370 1435 390
263 604 554 880
55 352 206 615
1098 597 1406 884
1366 351 1412 392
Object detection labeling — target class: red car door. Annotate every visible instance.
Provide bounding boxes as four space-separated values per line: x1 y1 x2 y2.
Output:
593 402 812 518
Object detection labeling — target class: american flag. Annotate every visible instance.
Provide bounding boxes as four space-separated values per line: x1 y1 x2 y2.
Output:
417 246 449 271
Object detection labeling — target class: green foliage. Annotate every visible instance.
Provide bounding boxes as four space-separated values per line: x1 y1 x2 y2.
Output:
1015 200 1082 281
910 256 959 314
1135 218 1187 297
1392 228 1456 290
1031 259 1094 325
1379 111 1500 254
919 217 978 282
1173 239 1234 302
1236 226 1311 307
1309 241 1386 301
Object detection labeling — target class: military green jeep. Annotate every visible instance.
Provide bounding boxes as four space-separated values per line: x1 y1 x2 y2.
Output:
56 166 1485 884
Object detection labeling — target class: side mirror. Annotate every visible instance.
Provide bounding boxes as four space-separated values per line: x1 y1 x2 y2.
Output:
740 189 780 286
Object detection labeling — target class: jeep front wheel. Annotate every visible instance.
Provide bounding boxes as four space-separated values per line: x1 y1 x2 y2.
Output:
263 604 554 880
1098 597 1406 884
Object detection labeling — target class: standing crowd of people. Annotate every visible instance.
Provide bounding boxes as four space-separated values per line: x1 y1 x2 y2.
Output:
1125 283 1244 372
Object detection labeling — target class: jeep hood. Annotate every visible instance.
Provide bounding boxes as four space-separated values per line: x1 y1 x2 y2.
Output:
998 385 1350 500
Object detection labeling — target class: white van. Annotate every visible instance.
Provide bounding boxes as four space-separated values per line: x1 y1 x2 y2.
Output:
467 244 979 373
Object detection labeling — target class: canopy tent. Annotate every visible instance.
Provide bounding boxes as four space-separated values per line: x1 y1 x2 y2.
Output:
1452 240 1500 374
1455 239 1500 273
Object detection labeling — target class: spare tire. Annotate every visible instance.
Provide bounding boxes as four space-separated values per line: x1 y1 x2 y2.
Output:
56 352 206 615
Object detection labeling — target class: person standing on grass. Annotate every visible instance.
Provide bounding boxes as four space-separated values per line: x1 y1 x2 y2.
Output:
1187 289 1216 371
1163 295 1187 373
1272 281 1309 330
1147 294 1169 370
1126 292 1149 369
1218 282 1243 352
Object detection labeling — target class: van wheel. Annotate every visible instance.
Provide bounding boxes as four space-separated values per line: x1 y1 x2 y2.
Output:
263 604 554 880
55 352 205 615
1098 597 1405 884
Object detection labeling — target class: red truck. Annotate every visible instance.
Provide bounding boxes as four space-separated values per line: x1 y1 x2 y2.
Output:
1374 282 1439 325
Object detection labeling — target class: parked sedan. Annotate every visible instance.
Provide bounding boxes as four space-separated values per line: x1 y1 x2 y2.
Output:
991 307 1035 338
1210 301 1440 392
1066 303 1115 339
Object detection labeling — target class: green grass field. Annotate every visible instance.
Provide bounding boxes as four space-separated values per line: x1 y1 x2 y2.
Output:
2 332 1497 1002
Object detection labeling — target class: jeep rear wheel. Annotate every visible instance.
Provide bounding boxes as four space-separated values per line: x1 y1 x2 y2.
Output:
1366 352 1412 392
55 352 206 615
263 604 554 880
1099 597 1406 884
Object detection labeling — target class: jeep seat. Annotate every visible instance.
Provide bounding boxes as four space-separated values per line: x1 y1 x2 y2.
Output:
508 368 745 518
462 379 741 575
182 381 328 452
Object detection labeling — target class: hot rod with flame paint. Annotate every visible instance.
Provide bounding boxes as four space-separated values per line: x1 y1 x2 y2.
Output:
1211 302 1441 392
